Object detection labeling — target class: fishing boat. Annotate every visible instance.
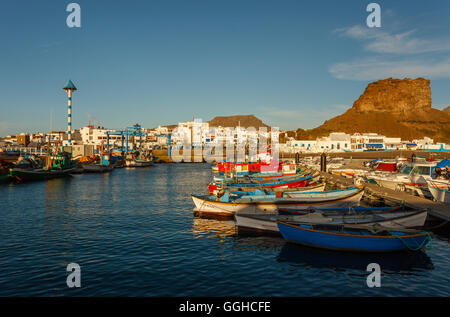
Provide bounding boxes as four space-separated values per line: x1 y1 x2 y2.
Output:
234 208 427 234
10 153 76 182
209 174 312 193
0 160 13 184
0 171 10 184
427 180 450 203
125 158 153 167
214 166 313 182
192 187 364 217
82 153 114 173
277 222 432 252
371 161 438 195
83 164 114 173
223 183 326 196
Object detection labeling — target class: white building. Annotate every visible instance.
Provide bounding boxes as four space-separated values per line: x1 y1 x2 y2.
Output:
79 126 121 147
285 132 351 153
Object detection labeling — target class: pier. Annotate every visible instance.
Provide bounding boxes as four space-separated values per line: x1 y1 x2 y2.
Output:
321 171 450 222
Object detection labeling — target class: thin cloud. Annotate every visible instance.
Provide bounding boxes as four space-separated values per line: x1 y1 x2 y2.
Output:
334 25 450 55
330 57 450 81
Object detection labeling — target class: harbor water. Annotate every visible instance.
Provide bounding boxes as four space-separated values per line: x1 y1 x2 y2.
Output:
0 164 449 296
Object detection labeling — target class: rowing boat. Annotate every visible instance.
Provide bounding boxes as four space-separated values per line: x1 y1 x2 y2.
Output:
235 209 427 234
277 222 432 252
192 187 364 217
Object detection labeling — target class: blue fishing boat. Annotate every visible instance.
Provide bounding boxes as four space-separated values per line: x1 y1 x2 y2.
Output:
277 222 432 252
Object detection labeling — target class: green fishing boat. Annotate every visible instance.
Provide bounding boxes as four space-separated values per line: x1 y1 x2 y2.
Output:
0 172 11 184
10 153 76 182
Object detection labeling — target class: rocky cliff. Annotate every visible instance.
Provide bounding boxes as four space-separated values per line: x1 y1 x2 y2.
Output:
353 78 431 113
297 78 450 143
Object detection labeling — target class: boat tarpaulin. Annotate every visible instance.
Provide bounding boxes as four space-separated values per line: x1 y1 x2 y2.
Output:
376 162 397 172
436 159 450 168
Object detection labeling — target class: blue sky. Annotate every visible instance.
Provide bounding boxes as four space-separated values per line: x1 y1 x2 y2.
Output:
1 0 450 135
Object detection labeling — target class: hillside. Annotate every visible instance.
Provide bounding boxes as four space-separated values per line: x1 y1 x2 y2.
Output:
208 115 270 128
296 78 450 143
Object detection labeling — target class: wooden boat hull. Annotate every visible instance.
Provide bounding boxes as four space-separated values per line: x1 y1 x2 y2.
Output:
225 183 326 195
427 181 450 203
235 209 428 234
125 160 153 167
192 189 364 217
82 164 114 173
209 175 312 194
10 167 75 182
0 173 11 184
277 222 431 252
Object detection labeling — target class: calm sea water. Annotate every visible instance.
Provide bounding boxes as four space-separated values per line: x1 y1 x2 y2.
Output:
0 163 449 297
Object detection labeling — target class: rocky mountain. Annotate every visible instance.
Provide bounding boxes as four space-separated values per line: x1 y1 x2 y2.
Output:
295 78 450 143
208 115 270 128
444 106 450 113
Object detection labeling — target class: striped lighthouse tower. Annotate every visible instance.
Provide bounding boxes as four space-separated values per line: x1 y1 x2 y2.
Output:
63 80 77 145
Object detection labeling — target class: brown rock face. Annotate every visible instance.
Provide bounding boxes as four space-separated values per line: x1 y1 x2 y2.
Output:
208 115 270 128
296 78 450 143
353 78 431 113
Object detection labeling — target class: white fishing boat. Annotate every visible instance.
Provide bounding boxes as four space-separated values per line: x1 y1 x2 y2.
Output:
371 162 437 196
427 179 450 203
234 209 428 233
125 159 153 167
192 187 364 217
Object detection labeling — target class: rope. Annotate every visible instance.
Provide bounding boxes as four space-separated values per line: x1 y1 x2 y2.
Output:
423 219 450 231
389 230 433 251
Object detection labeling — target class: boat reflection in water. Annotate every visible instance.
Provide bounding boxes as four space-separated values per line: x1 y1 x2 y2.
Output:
192 216 434 274
277 243 434 273
192 216 286 251
191 218 237 242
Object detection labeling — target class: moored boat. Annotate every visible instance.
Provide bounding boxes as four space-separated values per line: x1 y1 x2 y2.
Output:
9 153 75 182
235 208 427 234
0 172 11 184
125 159 153 167
277 222 432 252
427 180 450 203
10 166 76 181
81 153 115 173
192 187 364 217
224 183 326 196
82 164 114 173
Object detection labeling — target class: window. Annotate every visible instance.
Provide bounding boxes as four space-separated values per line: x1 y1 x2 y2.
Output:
400 165 413 174
413 166 431 176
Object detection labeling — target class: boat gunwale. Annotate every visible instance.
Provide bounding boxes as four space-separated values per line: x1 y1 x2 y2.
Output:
277 221 431 239
191 188 364 207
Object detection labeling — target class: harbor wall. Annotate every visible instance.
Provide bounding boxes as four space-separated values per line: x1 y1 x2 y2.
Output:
152 149 450 163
